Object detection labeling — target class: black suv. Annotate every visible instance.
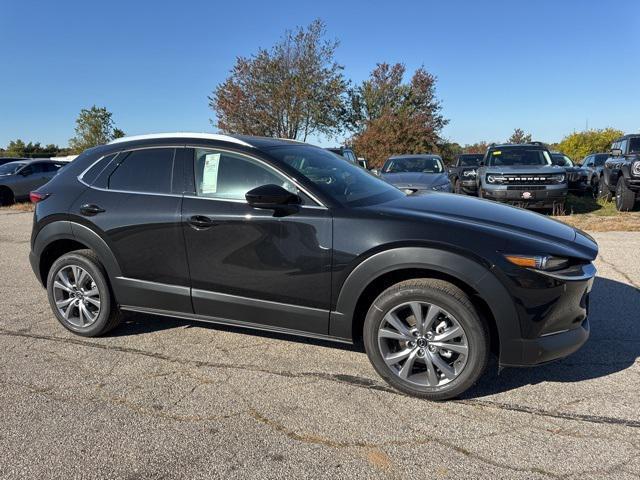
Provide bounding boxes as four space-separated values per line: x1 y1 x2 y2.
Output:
448 153 483 195
598 134 640 211
29 133 597 400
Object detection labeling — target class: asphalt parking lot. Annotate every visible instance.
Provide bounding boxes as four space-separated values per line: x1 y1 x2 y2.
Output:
0 210 639 479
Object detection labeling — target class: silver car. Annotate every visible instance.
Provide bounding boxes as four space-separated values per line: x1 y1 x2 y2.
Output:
0 159 65 205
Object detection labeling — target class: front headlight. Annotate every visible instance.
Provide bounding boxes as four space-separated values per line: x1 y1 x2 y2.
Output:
632 161 640 176
504 254 569 271
549 173 566 184
486 174 505 184
463 169 477 177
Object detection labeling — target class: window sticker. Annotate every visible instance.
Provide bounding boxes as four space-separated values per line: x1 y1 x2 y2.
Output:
202 153 220 194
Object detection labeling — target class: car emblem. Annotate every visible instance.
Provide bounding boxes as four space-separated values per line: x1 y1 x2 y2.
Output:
522 191 532 199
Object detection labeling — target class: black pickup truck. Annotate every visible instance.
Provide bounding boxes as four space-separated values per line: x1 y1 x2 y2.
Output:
448 153 483 195
598 134 640 211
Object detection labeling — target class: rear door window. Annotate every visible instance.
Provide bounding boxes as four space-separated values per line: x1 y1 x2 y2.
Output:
107 148 175 194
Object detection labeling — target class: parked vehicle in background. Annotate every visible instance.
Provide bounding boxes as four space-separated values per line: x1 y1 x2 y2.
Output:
380 154 451 194
326 147 366 167
0 159 65 205
0 157 28 167
477 143 568 211
599 134 640 211
550 152 590 195
28 132 597 400
448 153 483 195
579 153 609 197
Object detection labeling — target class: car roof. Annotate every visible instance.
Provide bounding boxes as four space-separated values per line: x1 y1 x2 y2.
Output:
615 134 640 141
488 143 547 149
388 154 441 159
108 132 303 149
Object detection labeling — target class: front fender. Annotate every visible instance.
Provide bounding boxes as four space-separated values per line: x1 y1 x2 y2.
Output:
329 247 521 360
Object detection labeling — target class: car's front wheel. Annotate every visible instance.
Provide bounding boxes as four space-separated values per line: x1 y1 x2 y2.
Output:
363 279 489 400
46 250 123 336
615 179 636 211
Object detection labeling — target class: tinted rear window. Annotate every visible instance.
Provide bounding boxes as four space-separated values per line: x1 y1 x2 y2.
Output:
108 148 175 194
82 154 117 185
457 155 483 166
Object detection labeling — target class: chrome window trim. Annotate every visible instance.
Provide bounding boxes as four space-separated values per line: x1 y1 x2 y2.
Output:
189 146 327 209
76 145 328 209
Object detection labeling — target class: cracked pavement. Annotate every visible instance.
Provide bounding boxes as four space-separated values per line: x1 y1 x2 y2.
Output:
0 211 639 479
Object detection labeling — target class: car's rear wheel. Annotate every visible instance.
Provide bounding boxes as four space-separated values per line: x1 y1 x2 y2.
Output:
46 250 122 336
615 179 636 211
597 176 612 201
363 279 489 400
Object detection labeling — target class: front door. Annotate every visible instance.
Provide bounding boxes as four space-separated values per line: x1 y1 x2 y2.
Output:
181 148 332 334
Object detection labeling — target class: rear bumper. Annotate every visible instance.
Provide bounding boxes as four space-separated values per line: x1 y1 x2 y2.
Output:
29 251 44 286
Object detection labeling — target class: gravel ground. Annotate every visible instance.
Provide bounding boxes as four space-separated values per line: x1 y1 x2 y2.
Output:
0 211 638 479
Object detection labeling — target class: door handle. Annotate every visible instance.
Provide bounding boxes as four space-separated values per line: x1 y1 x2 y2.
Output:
188 215 216 229
80 204 106 216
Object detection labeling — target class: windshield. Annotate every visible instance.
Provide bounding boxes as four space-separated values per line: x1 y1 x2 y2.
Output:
0 162 26 175
551 154 574 167
383 156 444 174
629 137 640 154
594 154 608 166
487 148 552 167
457 154 483 166
268 145 404 206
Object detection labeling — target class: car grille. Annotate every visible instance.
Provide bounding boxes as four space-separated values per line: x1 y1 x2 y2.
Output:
567 172 583 182
506 185 546 190
498 175 556 185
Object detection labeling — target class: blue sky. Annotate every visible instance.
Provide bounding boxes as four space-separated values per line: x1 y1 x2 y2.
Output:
2 0 639 148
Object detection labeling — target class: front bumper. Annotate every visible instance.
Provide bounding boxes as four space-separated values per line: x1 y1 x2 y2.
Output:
625 177 640 192
461 179 478 194
498 261 596 367
568 179 590 193
481 185 567 208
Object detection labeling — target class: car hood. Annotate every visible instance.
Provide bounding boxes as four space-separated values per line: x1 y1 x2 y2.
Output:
484 165 564 174
381 172 449 188
370 192 597 259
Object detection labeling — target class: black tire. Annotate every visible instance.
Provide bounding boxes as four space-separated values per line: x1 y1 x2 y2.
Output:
597 176 612 201
363 279 489 401
590 177 598 199
615 179 636 212
46 249 122 337
0 187 15 206
454 179 462 194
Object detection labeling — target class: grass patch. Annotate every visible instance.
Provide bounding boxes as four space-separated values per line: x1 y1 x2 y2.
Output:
554 194 640 231
0 202 34 213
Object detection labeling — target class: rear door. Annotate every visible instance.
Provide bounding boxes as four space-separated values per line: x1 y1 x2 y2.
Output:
71 146 192 313
181 147 333 334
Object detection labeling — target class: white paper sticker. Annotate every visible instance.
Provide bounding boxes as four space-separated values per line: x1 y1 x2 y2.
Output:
201 153 220 194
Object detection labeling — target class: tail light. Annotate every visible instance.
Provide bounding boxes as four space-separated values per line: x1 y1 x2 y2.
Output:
29 191 50 203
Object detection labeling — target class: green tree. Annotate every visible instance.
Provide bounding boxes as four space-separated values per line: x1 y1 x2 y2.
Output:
507 128 532 144
211 19 347 141
5 139 26 157
557 128 624 160
462 141 491 154
69 106 123 153
112 128 126 139
347 63 448 168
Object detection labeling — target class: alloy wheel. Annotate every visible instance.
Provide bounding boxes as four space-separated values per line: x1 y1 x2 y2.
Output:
52 265 101 328
377 301 469 387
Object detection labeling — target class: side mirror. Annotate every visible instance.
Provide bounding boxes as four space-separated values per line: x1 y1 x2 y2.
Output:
245 184 301 210
611 148 623 157
479 161 485 167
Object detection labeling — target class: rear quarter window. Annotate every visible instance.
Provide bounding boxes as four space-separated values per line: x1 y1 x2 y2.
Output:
106 148 175 194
